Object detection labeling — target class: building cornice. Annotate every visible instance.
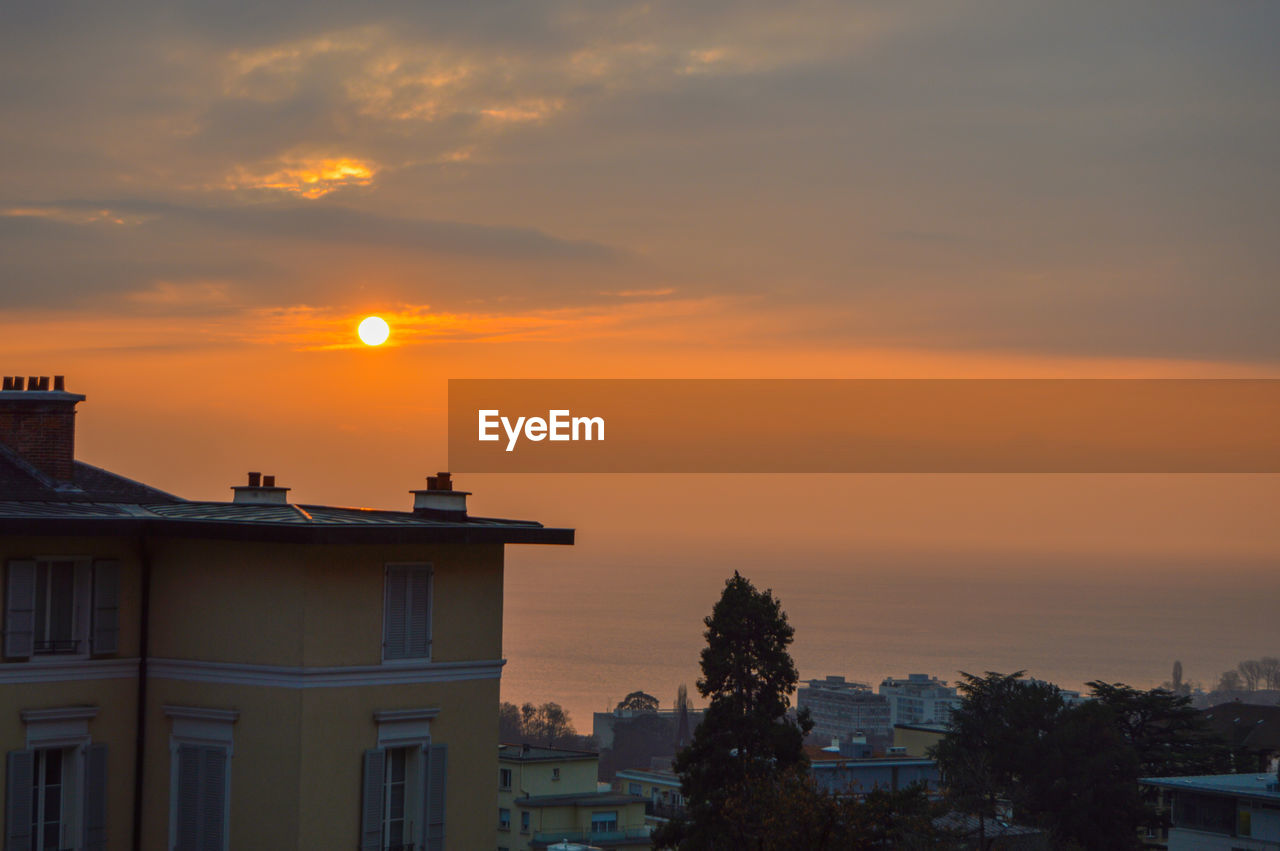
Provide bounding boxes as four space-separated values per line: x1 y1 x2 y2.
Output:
149 657 505 688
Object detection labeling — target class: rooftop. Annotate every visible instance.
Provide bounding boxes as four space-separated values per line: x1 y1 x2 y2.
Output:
520 791 643 808
1141 773 1280 804
499 744 598 762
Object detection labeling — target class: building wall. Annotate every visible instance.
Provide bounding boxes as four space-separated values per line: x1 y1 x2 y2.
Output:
3 534 508 850
892 726 945 757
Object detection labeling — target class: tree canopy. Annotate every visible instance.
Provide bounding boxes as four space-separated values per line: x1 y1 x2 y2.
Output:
656 572 813 849
617 690 661 713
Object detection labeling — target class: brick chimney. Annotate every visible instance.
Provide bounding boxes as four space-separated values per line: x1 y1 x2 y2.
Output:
232 472 291 505
0 375 84 483
411 472 469 518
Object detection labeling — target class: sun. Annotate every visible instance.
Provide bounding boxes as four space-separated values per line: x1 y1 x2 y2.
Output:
358 315 390 346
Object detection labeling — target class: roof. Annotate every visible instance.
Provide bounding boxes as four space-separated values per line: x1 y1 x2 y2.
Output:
0 449 572 545
1141 773 1280 804
499 744 598 762
615 768 679 785
0 446 181 504
520 792 643 808
1202 702 1280 752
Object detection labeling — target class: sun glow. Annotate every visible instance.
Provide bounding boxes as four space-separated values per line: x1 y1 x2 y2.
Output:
358 316 390 346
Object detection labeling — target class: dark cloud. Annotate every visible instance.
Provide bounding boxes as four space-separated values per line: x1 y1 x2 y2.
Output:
0 1 1275 360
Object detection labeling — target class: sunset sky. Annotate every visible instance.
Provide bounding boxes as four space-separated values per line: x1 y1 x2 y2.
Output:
2 2 1277 718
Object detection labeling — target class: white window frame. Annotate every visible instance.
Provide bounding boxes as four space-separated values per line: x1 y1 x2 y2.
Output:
499 767 512 791
31 556 92 659
21 706 97 851
373 708 438 849
381 563 433 664
165 705 237 851
497 807 511 831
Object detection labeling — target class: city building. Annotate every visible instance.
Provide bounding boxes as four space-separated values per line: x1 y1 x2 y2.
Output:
806 746 940 798
0 376 572 850
877 674 960 727
797 675 891 742
1141 773 1280 849
498 744 650 851
1202 704 1280 773
892 723 947 758
613 767 683 827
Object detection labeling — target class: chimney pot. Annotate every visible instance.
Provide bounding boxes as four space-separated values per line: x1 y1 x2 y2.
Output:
436 471 452 491
2 377 11 391
426 475 438 490
263 475 275 487
54 376 65 391
27 377 39 392
247 472 261 487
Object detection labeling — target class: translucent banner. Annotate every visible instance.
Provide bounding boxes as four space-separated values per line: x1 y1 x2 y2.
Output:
447 379 1280 473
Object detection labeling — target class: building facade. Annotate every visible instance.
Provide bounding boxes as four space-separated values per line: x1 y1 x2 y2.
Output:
797 676 891 742
498 745 649 851
0 376 572 850
877 674 960 727
1142 774 1280 850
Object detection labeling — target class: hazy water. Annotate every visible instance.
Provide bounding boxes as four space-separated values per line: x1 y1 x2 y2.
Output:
501 548 1280 729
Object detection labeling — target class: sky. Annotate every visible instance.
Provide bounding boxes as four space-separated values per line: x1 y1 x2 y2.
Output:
2 1 1277 720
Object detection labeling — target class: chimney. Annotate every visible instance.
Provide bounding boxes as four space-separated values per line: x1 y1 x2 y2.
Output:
0 375 84 482
232 471 291 505
411 472 469 518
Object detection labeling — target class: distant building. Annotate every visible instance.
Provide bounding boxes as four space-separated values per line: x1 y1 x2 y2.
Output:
591 707 703 752
877 674 960 727
498 744 651 851
797 675 891 741
614 767 683 828
892 723 948 758
1202 703 1280 773
806 746 940 798
1141 773 1280 849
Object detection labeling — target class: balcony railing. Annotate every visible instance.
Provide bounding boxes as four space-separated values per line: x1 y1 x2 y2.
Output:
532 827 652 847
644 800 685 820
34 639 81 654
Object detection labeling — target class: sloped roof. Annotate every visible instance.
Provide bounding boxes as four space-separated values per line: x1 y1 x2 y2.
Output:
1202 702 1280 752
0 446 181 503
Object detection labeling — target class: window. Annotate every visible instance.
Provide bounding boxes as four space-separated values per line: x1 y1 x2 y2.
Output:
590 811 618 834
498 808 511 831
499 767 512 790
6 707 106 851
5 558 118 659
383 564 432 661
628 782 641 795
361 716 446 851
551 767 560 781
520 810 530 833
166 705 237 851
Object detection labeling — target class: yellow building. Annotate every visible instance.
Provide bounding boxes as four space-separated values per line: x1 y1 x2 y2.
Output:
497 745 650 851
0 376 572 850
891 723 947 758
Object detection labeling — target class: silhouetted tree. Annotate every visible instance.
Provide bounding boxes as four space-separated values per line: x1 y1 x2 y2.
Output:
655 572 812 850
1217 669 1244 692
1087 681 1232 778
931 671 1063 849
675 683 692 749
1261 656 1280 689
617 690 661 713
1238 659 1265 691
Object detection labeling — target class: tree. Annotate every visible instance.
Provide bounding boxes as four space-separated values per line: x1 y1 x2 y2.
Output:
617 690 661 713
1161 660 1190 696
656 572 812 850
931 672 1064 848
1087 681 1233 778
1261 656 1280 690
499 701 523 742
1217 669 1244 692
1238 659 1264 691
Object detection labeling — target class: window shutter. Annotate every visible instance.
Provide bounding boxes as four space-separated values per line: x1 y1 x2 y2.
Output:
85 743 108 851
407 568 431 658
5 749 34 851
200 746 226 851
360 749 385 851
384 568 408 659
423 744 447 851
175 744 201 851
92 559 121 655
4 560 36 659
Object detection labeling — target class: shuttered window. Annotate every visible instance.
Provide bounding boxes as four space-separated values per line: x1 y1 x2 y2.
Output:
4 557 119 659
173 744 228 851
383 565 431 661
360 743 446 851
4 743 106 851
